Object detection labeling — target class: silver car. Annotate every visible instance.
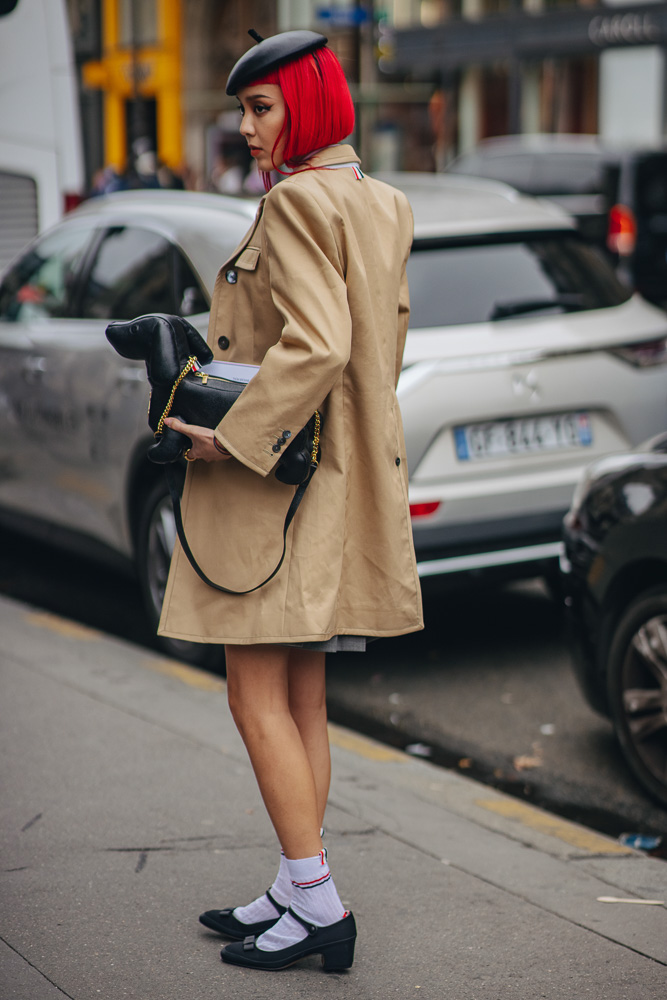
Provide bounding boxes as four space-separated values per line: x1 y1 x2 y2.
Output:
0 181 665 662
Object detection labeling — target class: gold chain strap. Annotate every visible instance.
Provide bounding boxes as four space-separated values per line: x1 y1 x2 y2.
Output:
310 410 321 467
155 356 198 437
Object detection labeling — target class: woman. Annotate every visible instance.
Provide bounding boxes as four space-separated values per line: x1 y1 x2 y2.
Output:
159 29 423 971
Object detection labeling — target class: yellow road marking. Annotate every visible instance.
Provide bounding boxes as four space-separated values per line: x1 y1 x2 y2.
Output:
327 724 406 763
25 611 102 642
143 657 227 693
476 798 634 854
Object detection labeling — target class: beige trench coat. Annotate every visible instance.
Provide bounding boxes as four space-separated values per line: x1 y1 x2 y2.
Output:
158 144 423 644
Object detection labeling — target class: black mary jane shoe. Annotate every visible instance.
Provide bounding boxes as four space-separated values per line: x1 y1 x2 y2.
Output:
220 907 357 971
199 889 287 940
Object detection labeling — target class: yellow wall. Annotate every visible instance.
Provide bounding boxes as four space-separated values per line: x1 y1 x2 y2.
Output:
82 0 182 171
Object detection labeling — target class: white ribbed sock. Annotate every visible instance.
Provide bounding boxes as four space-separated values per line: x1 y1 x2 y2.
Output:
254 849 346 952
232 851 292 925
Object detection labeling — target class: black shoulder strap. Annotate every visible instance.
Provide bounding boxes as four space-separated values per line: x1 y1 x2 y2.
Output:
164 462 316 595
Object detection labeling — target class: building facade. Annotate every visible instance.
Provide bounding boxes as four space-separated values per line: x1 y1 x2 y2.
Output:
388 0 667 167
67 0 370 190
65 0 667 188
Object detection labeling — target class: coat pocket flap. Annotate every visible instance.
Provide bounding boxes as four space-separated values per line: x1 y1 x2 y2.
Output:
235 247 261 270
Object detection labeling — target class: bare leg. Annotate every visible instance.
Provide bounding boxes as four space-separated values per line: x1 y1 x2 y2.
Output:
287 649 330 829
225 643 324 860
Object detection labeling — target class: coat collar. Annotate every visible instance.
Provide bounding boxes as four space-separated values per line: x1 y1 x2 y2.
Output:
215 145 362 274
290 144 361 171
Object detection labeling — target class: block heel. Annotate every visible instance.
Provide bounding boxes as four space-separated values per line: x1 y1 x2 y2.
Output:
320 934 356 971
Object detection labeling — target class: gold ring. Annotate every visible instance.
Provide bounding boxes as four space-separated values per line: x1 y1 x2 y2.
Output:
183 448 196 462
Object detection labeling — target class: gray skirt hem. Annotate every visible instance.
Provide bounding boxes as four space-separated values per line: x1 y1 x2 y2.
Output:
286 635 371 653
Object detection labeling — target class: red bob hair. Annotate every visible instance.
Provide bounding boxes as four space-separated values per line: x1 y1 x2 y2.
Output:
248 47 355 188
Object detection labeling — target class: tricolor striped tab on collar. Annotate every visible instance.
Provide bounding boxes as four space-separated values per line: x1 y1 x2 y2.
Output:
323 162 364 179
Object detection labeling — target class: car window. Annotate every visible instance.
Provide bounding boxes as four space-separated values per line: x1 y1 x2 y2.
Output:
0 226 93 322
529 153 604 195
407 235 632 328
78 225 207 320
174 249 209 315
79 226 175 319
457 153 534 190
634 155 667 215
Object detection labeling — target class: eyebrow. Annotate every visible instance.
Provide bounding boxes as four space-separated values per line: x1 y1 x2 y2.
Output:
239 93 274 102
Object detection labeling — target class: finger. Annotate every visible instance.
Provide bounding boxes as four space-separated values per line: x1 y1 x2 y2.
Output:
164 416 196 435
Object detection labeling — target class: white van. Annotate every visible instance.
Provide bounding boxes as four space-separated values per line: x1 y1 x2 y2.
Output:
0 0 84 271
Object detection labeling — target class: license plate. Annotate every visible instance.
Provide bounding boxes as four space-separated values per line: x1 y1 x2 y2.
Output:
454 412 592 461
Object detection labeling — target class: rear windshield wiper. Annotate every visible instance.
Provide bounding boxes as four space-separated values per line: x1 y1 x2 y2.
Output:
489 294 585 320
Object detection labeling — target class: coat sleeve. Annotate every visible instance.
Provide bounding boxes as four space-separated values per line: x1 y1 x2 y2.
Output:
214 181 351 477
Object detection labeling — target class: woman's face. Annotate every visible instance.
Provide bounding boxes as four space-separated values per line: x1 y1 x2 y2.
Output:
237 84 287 172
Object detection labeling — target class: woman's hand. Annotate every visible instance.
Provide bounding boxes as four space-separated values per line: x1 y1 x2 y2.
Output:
164 417 231 462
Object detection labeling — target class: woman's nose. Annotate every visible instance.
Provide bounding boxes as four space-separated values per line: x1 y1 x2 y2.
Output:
239 115 253 138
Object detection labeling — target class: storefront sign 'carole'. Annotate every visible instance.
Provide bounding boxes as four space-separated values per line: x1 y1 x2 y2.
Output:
588 13 661 47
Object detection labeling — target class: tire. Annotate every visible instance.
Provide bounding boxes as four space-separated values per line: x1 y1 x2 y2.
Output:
606 585 667 808
136 474 223 670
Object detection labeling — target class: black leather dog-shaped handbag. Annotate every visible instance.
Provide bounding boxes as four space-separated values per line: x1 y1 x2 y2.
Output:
105 313 321 595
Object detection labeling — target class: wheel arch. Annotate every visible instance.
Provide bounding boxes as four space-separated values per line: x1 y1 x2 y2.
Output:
601 559 667 626
597 558 667 682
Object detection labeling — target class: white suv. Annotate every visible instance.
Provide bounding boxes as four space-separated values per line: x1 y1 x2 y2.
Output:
385 173 667 585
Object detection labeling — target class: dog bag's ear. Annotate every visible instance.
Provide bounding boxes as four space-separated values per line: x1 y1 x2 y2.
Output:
152 316 212 380
179 316 214 365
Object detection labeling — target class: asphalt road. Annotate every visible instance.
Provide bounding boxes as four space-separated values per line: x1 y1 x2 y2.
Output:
2 526 666 847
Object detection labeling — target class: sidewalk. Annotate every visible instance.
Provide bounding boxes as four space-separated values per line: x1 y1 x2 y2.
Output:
1 593 666 999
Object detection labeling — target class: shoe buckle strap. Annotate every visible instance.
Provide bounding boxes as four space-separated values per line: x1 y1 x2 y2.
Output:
265 888 287 916
243 935 256 951
287 906 318 936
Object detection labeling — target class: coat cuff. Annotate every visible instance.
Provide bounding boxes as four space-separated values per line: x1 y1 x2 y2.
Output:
213 429 273 478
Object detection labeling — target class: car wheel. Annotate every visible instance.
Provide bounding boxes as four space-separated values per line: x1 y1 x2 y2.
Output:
136 475 223 671
606 585 667 808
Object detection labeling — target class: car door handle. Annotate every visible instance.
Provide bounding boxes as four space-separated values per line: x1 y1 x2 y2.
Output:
21 356 47 383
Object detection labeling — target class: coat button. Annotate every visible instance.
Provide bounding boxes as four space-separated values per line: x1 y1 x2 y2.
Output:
225 269 238 284
278 437 286 446
272 444 281 453
282 430 291 439
217 336 230 351
395 457 401 466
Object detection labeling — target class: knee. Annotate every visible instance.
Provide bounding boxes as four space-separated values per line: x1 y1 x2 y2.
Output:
289 686 326 720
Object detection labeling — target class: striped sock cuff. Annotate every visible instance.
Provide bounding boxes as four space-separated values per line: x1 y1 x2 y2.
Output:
288 848 331 890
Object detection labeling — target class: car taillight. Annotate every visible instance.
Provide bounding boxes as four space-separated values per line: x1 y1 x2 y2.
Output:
611 338 667 368
607 203 637 256
410 501 440 518
64 192 84 213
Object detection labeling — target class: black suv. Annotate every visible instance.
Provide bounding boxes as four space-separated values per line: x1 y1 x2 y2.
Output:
448 135 667 309
561 432 667 808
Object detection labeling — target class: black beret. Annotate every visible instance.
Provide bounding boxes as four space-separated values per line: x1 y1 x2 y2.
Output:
226 29 328 96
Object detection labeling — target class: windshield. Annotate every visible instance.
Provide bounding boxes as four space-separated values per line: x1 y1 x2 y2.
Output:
406 233 632 328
